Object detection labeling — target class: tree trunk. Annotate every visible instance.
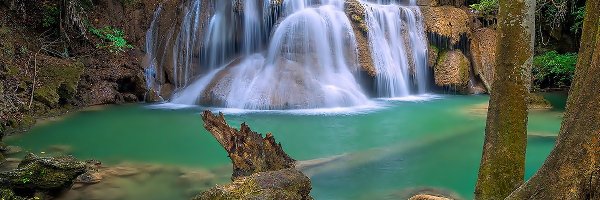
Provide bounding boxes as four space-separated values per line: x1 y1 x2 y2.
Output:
506 1 600 199
201 110 296 180
474 0 535 199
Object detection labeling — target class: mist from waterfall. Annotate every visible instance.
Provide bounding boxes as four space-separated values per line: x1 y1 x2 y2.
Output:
146 0 430 109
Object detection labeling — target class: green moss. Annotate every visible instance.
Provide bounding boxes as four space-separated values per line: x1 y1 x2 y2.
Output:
34 61 84 107
0 189 26 200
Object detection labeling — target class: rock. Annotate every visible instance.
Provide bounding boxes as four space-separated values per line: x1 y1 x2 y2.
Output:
421 6 470 49
179 168 216 184
195 168 312 200
527 93 553 110
85 82 119 105
434 50 471 93
201 111 296 179
4 146 22 155
103 166 141 177
345 0 376 76
33 57 84 108
395 187 463 200
75 171 103 184
409 194 453 200
428 45 440 68
0 153 86 198
48 145 73 154
470 28 497 92
417 0 438 6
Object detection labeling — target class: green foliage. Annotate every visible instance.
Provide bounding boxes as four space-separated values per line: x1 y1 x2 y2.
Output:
88 26 133 53
470 0 498 16
533 51 577 88
42 3 60 28
570 6 585 34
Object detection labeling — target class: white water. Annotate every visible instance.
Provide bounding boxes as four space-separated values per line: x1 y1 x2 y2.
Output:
146 0 430 109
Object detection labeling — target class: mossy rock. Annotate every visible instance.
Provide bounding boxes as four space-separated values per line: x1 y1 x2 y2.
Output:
0 153 87 198
434 50 470 93
0 189 26 200
196 168 312 200
33 57 84 107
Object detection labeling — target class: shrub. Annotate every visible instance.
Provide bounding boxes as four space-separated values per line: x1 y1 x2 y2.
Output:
470 0 498 16
88 26 133 53
570 6 585 34
533 51 577 88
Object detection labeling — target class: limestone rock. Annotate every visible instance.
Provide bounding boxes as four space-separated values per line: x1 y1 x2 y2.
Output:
195 168 312 200
345 0 376 76
420 6 470 48
434 50 470 93
428 45 440 68
470 28 497 92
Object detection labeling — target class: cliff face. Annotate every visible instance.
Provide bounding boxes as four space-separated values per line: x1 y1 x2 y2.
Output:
0 0 170 135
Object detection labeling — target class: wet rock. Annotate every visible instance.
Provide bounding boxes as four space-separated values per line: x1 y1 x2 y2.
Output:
428 45 440 68
345 0 376 76
195 168 312 200
434 50 471 93
470 28 497 92
0 153 86 198
421 6 470 48
75 171 103 184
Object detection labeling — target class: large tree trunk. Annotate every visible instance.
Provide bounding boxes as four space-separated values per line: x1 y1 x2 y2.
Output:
506 1 600 199
474 0 535 199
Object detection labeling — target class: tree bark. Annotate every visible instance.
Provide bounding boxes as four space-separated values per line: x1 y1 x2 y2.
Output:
474 0 535 199
201 110 296 180
506 1 600 199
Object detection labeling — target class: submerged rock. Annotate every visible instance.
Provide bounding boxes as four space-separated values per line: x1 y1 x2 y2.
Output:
410 194 453 200
0 153 86 198
195 168 312 200
527 93 553 110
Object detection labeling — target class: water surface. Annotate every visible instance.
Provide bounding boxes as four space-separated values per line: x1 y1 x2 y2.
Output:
6 95 564 200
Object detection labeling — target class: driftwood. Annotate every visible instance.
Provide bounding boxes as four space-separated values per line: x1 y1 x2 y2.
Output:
201 110 295 179
199 111 312 200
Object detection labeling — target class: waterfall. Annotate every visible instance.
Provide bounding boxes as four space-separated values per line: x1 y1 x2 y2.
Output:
146 0 430 109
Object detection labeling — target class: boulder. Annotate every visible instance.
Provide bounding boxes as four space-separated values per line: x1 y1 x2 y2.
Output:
470 28 497 92
195 168 312 200
434 50 471 93
0 153 86 198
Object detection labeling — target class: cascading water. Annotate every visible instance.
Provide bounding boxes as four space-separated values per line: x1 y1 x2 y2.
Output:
146 0 430 109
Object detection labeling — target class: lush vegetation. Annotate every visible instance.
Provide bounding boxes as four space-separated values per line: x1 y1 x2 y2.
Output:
470 0 498 16
88 26 133 53
570 6 585 34
533 51 577 88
